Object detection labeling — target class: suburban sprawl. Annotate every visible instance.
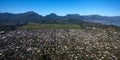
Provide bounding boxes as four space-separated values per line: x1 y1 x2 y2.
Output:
0 26 120 60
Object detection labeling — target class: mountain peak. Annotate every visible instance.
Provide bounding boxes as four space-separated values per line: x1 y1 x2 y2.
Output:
49 13 57 16
44 13 64 19
65 14 81 19
45 13 58 17
24 11 38 14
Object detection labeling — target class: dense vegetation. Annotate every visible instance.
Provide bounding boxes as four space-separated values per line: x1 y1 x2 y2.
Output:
21 23 80 29
0 22 26 31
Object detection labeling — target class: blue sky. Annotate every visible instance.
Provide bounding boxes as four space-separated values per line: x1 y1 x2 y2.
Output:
0 0 120 16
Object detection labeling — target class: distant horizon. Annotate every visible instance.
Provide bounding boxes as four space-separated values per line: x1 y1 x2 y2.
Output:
0 0 120 16
0 11 120 17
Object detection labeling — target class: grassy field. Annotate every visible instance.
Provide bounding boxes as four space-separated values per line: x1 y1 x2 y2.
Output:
21 23 80 29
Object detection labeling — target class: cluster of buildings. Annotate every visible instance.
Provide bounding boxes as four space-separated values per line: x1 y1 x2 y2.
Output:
0 28 120 60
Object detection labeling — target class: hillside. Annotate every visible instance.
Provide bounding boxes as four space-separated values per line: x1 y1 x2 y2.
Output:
0 11 120 26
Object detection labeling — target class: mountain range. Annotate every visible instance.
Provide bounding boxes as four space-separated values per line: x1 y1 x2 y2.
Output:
0 11 120 26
